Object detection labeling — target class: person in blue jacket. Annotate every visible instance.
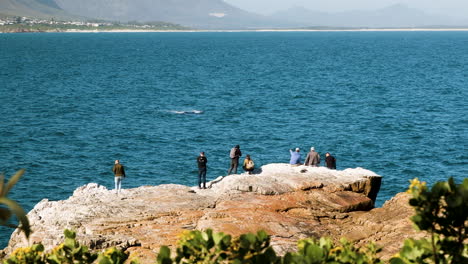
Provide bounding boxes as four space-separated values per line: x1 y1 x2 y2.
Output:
289 148 302 165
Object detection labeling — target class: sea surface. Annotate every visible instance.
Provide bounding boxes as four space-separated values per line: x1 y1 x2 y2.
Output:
0 31 467 247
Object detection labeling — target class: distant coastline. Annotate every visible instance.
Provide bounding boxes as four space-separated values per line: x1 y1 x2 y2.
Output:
2 28 468 33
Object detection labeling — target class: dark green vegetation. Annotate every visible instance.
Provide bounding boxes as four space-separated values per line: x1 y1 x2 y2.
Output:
389 178 468 264
0 15 188 33
156 230 383 264
2 177 467 263
3 230 130 264
0 170 30 240
0 22 188 33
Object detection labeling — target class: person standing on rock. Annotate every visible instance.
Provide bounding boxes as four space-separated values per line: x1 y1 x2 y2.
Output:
227 145 242 175
289 148 302 165
325 152 336 169
305 147 321 167
197 152 208 189
112 160 126 194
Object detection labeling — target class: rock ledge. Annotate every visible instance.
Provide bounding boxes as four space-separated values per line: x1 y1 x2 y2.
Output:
4 163 417 262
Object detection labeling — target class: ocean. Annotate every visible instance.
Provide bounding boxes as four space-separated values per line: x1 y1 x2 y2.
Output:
0 31 467 247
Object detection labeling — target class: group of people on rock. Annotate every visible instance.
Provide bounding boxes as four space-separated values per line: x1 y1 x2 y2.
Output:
196 145 256 189
196 145 336 189
112 145 337 192
289 147 336 169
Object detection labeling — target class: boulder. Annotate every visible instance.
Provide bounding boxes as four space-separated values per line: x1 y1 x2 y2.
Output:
3 163 417 262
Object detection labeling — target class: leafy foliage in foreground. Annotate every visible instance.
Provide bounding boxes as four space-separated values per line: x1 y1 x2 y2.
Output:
390 177 468 264
157 229 278 264
3 230 129 264
156 230 383 264
0 170 30 239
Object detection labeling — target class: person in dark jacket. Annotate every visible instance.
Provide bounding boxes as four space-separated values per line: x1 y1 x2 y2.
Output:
227 145 242 175
197 152 208 189
305 147 320 167
325 152 336 169
112 160 126 194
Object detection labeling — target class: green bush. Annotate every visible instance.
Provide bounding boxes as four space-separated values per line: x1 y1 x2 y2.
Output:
156 230 382 264
283 237 382 264
157 229 278 264
390 177 468 264
3 230 130 264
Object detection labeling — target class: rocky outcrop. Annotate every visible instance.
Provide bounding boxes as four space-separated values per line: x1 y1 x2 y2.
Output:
4 163 418 262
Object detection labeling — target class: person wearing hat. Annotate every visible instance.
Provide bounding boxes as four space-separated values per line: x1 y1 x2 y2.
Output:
227 145 242 175
305 147 321 167
289 148 302 165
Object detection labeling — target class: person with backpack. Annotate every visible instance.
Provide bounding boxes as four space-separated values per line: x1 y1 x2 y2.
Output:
227 145 242 175
243 154 255 174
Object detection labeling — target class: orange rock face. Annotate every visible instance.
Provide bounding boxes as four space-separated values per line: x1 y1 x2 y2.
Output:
4 164 420 262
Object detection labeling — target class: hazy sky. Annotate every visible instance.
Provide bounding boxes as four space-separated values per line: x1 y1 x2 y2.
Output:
224 0 468 18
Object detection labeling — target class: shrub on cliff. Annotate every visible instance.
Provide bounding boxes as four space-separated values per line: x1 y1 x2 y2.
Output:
157 229 278 264
3 229 130 264
156 230 383 264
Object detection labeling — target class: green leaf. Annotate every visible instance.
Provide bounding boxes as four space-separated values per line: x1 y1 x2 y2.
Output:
98 256 112 264
0 174 5 195
0 207 12 221
244 233 257 245
2 169 25 197
213 232 224 245
256 230 268 242
305 244 324 261
0 197 31 238
157 246 172 264
64 229 76 239
32 243 45 252
201 231 210 241
445 195 462 208
389 257 406 264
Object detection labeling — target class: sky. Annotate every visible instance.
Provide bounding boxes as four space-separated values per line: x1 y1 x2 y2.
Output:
224 0 468 18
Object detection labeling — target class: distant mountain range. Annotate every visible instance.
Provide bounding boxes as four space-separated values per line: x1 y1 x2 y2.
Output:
270 4 467 28
0 0 75 19
0 0 274 29
1 0 466 29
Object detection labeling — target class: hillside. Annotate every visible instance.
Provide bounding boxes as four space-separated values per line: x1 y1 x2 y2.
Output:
52 0 273 29
0 0 76 20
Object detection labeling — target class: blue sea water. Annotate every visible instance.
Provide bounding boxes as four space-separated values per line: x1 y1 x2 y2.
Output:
0 32 467 247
